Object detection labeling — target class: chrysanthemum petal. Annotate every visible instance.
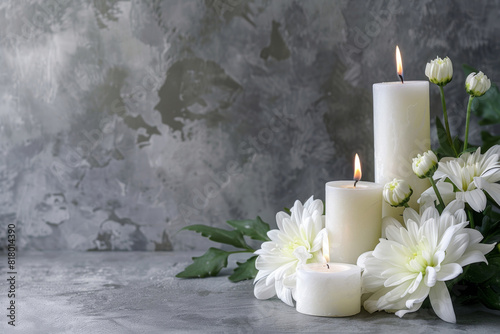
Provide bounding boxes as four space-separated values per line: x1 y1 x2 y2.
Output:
364 287 392 313
464 228 485 244
442 233 469 264
384 272 419 287
395 301 423 318
419 181 455 208
443 199 465 215
436 222 467 253
467 242 496 256
436 263 462 281
275 279 294 307
290 200 304 226
254 267 272 281
424 266 437 287
484 167 500 183
459 188 487 212
385 225 404 244
403 208 420 226
253 196 326 307
475 177 500 207
405 283 430 308
254 279 276 300
282 217 301 240
421 207 440 227
482 145 500 162
457 250 488 267
356 251 372 269
302 196 314 209
276 211 289 231
311 228 326 253
407 272 423 294
381 217 403 239
282 273 296 289
360 194 493 323
429 281 456 323
306 198 324 216
293 246 312 264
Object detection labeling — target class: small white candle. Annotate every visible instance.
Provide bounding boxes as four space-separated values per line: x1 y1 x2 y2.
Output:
373 46 430 220
295 262 361 317
325 155 383 264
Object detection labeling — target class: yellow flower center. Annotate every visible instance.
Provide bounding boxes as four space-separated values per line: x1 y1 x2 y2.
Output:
282 237 308 255
459 162 481 190
406 242 434 273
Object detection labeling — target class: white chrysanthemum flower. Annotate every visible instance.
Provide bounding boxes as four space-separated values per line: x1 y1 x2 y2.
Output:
412 150 438 179
358 201 495 323
465 71 491 97
383 179 413 207
425 56 453 86
420 145 500 212
253 196 326 306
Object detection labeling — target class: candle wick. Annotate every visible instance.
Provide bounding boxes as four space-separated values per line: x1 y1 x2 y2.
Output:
399 74 404 84
326 263 330 269
354 180 359 188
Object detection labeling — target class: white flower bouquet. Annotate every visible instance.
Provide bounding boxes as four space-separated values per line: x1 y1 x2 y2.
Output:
176 57 500 324
362 57 499 322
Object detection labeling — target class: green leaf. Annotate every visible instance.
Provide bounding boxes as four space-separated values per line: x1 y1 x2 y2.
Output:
462 64 478 77
464 262 497 284
229 256 258 282
226 216 271 241
478 283 500 310
472 84 500 125
181 225 251 250
435 116 457 158
462 64 500 126
283 207 291 215
176 248 230 278
477 255 500 310
481 131 500 151
480 207 500 243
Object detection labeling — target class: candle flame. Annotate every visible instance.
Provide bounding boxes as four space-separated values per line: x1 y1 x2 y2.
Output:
322 236 330 263
354 153 362 182
396 45 403 83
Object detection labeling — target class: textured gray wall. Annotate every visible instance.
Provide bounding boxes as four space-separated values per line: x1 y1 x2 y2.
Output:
0 0 498 251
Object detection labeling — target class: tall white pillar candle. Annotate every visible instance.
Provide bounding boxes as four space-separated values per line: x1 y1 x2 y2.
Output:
373 81 430 221
295 263 361 317
326 181 383 264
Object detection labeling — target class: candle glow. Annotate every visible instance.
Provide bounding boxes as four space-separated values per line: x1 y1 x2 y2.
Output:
323 236 330 263
354 154 362 182
396 45 403 83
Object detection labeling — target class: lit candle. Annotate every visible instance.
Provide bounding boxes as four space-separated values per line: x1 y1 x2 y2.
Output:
373 46 430 220
325 154 383 264
295 238 361 317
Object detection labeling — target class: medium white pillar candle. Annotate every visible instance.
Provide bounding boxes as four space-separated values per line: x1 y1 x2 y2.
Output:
295 263 361 317
326 181 383 264
373 81 430 221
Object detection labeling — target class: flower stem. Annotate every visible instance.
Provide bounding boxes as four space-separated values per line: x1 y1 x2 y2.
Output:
428 177 445 213
463 96 475 152
467 207 475 229
439 86 457 157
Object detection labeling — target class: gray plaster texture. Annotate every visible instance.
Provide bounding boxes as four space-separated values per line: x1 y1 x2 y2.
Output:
1 0 500 252
0 252 498 333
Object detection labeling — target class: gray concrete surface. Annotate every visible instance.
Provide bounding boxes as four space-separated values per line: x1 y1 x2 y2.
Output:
1 252 499 333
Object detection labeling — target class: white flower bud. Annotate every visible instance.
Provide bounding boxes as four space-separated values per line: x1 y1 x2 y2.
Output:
383 179 413 208
425 56 453 86
412 150 438 179
465 71 491 97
